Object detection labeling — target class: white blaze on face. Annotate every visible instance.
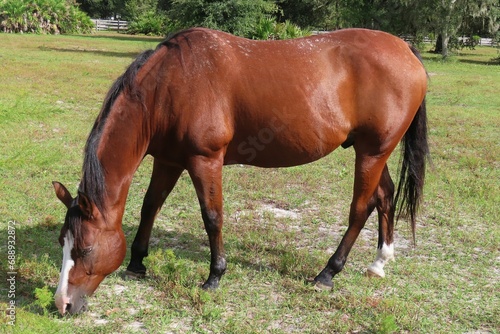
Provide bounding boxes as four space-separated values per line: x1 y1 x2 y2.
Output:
55 230 75 314
367 242 395 278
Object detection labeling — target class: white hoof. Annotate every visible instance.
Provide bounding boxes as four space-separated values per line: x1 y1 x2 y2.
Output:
366 264 385 278
366 243 394 278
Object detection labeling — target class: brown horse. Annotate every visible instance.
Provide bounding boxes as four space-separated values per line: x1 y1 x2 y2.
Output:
52 28 428 315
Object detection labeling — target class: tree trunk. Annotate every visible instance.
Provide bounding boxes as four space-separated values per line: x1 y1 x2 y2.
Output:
435 34 442 53
441 31 450 58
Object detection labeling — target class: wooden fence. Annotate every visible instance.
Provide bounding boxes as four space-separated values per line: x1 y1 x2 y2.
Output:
91 19 128 32
478 38 495 46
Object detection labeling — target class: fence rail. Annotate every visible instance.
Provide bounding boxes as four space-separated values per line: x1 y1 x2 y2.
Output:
91 19 128 32
479 38 494 46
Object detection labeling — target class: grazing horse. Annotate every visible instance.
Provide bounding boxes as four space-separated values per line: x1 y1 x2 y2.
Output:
52 28 428 315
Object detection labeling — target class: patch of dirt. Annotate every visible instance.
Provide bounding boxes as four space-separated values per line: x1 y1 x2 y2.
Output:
125 321 147 332
259 203 301 220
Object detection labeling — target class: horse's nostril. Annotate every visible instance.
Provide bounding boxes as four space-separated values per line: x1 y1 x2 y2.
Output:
65 303 72 313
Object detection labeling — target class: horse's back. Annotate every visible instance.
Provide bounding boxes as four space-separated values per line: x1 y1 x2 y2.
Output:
160 28 427 166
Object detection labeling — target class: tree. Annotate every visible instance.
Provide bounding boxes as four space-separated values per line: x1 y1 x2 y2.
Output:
426 0 500 56
432 0 468 56
78 0 125 18
483 0 500 39
276 0 395 31
276 0 337 30
168 0 277 37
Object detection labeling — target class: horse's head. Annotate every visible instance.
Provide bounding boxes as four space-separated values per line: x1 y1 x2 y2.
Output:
52 181 126 315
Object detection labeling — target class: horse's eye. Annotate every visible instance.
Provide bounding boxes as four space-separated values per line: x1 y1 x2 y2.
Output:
80 247 93 258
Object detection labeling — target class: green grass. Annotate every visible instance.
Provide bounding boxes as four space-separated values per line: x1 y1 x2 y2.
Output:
0 33 499 333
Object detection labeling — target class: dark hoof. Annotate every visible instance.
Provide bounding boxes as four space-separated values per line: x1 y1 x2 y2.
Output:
311 275 333 291
313 280 333 291
124 269 146 280
202 277 220 290
125 262 146 279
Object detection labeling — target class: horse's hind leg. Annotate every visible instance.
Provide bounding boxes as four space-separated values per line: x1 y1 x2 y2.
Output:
314 151 389 289
126 160 183 278
366 164 395 278
187 153 226 290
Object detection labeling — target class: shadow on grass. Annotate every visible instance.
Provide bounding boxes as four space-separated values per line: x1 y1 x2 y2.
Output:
38 46 143 59
78 33 165 44
458 59 500 66
145 220 327 283
3 218 309 317
0 220 62 316
421 50 500 65
0 221 205 317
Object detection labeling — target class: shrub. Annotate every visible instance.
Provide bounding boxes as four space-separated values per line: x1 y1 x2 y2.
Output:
251 17 310 40
169 0 278 38
124 0 173 36
252 17 276 40
33 285 54 315
126 10 173 36
0 0 93 34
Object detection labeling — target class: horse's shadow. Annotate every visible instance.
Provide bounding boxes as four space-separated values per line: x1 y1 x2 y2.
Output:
128 221 314 281
3 216 304 316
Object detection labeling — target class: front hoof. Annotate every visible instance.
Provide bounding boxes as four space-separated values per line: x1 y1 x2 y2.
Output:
124 269 146 280
314 280 333 291
311 276 333 291
202 276 220 290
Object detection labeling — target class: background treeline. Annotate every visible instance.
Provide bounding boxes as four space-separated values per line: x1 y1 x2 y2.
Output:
92 0 500 56
1 0 499 56
83 0 499 37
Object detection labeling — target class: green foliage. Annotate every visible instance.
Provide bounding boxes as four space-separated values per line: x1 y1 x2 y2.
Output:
0 0 93 34
72 0 500 45
127 10 170 35
252 17 310 40
33 286 54 315
124 0 173 35
445 34 482 54
124 0 309 38
78 0 122 19
123 0 159 21
252 16 275 39
168 0 278 37
59 1 94 34
378 314 399 334
145 249 198 287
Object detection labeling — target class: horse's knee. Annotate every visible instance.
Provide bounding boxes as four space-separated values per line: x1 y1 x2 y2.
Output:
201 209 222 232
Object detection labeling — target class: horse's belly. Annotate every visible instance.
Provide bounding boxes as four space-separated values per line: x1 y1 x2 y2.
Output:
224 127 346 167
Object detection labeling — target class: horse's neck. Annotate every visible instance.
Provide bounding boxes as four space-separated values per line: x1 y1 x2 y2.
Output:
97 98 151 217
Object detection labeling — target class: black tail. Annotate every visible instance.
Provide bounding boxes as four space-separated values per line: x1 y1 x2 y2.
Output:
394 46 430 242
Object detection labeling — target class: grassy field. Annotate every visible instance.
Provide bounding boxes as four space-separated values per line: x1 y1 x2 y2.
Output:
0 32 498 333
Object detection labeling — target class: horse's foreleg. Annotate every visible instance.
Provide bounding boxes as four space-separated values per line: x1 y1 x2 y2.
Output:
126 161 183 278
187 153 226 290
367 164 395 278
314 152 389 289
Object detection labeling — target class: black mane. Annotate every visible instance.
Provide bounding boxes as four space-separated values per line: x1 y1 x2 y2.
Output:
79 48 157 215
63 205 87 253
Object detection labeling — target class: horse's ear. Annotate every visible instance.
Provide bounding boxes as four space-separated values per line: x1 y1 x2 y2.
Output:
52 181 73 209
77 191 95 219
